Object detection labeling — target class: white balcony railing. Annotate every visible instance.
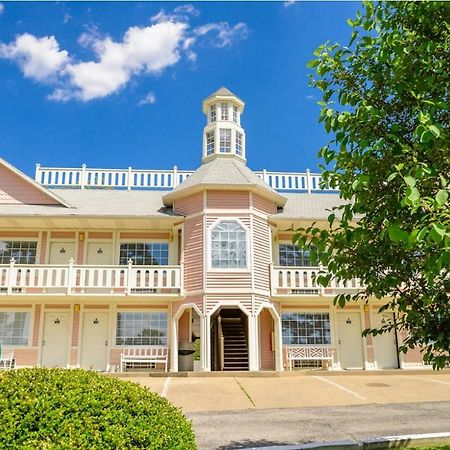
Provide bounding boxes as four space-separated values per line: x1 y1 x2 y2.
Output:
34 164 338 193
0 259 183 296
271 266 363 296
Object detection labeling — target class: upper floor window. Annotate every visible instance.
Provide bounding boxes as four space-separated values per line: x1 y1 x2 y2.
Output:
119 243 168 266
0 241 37 264
219 129 232 153
210 105 216 123
206 132 215 155
279 244 317 267
211 221 247 269
0 311 30 345
116 312 167 346
233 105 238 123
221 102 229 121
236 132 243 156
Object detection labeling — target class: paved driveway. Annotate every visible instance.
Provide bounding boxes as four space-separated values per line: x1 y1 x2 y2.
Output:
130 372 450 449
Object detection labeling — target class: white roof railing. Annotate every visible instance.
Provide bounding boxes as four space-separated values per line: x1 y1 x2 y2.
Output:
35 164 338 193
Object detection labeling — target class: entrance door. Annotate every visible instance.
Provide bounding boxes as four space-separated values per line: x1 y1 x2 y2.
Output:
49 242 76 264
86 243 113 265
337 312 364 369
80 312 109 371
41 312 70 367
372 311 398 369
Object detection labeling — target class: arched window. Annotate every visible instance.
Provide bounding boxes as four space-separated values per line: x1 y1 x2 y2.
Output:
211 221 247 269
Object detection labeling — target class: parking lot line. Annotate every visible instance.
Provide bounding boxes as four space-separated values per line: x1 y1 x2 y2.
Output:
161 376 171 397
410 377 450 387
313 376 367 400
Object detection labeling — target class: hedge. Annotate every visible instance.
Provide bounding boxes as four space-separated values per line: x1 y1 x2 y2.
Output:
0 368 196 449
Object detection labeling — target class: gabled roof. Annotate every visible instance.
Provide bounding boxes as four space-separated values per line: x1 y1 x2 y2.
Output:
163 156 286 207
203 86 245 111
0 158 72 208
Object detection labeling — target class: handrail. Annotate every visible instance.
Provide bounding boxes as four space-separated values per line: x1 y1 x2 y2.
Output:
35 164 338 193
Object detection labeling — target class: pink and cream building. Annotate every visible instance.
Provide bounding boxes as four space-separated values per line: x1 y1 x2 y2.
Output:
0 88 424 372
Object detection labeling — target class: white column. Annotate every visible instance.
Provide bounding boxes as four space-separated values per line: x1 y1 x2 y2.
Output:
201 314 211 371
247 314 260 371
170 317 178 372
274 313 284 371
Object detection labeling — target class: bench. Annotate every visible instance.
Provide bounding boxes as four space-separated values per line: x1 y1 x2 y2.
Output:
120 346 168 372
0 349 15 371
286 346 334 370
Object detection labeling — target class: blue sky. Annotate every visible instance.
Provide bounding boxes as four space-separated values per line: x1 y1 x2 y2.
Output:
0 1 361 178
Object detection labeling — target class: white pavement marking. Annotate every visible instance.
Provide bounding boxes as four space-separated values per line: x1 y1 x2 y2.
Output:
313 376 367 400
411 376 450 387
161 377 171 398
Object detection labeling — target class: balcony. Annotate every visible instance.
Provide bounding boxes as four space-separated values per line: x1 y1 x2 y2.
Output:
0 259 183 296
271 266 363 296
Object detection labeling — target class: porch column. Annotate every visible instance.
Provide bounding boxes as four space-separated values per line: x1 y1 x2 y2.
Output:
201 314 211 371
170 317 178 372
247 314 260 371
274 313 284 371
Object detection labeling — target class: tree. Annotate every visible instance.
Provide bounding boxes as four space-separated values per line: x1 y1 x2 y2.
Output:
295 1 450 368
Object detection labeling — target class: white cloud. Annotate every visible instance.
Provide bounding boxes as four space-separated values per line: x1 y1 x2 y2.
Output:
0 6 249 102
138 91 157 106
63 13 72 24
0 33 69 81
194 22 249 48
284 1 296 7
0 3 4 15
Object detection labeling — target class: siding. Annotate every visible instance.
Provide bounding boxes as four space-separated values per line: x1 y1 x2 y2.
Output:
178 310 190 342
207 190 249 209
253 193 277 215
174 192 203 215
253 215 271 292
184 216 204 292
0 164 60 205
206 293 252 315
259 308 275 370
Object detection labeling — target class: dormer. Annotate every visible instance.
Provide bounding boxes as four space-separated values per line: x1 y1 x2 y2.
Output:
201 87 246 163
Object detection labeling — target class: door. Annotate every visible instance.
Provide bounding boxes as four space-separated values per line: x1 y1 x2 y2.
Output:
49 242 76 264
372 311 398 369
337 312 364 369
80 312 109 370
41 312 70 367
86 243 113 265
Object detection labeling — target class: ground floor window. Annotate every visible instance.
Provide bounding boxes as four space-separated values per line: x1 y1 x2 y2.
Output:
116 312 167 346
282 313 331 345
0 311 30 345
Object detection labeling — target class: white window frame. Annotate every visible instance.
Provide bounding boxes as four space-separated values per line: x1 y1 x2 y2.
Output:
0 308 32 347
118 240 170 266
220 102 229 121
206 131 215 156
207 218 250 272
219 129 232 153
210 104 216 123
0 238 39 265
236 132 243 156
233 105 238 123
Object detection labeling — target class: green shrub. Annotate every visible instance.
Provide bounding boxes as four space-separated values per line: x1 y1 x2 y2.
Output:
0 368 196 449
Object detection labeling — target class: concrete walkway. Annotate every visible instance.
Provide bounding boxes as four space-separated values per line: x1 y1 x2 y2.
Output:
128 372 450 449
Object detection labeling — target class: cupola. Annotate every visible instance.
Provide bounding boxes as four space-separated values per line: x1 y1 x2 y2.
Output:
201 87 246 163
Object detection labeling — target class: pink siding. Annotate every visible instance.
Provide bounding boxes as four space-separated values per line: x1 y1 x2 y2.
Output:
206 293 253 314
51 231 76 239
178 310 190 343
70 349 78 366
84 304 109 309
0 231 39 238
88 232 113 239
253 215 271 292
45 304 70 309
173 296 204 315
39 232 48 264
364 308 373 345
0 164 60 205
253 194 277 215
207 271 252 290
174 192 204 215
259 308 275 370
76 236 84 265
120 232 169 240
184 216 204 292
71 310 80 346
14 349 38 366
207 190 249 209
32 305 41 346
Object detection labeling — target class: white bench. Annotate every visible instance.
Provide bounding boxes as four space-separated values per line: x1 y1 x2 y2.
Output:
120 346 168 372
0 349 15 371
286 346 334 370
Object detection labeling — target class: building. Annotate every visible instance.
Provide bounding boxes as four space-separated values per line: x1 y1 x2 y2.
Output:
0 88 424 372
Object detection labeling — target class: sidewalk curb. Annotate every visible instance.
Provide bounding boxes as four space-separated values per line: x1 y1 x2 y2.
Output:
238 431 450 450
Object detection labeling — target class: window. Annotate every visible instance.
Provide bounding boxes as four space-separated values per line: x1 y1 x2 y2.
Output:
0 312 30 345
211 221 247 269
206 132 215 156
236 132 243 156
233 105 238 123
0 241 37 264
210 104 216 123
279 244 317 267
282 313 331 345
221 102 229 121
116 312 167 346
219 129 232 153
119 243 168 265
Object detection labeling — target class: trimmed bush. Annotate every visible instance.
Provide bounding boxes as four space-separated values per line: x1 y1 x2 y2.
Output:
0 368 196 449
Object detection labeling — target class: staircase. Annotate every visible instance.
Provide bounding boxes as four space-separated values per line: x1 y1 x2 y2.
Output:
221 317 249 371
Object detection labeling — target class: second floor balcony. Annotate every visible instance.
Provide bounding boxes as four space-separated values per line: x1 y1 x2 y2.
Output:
0 259 183 296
